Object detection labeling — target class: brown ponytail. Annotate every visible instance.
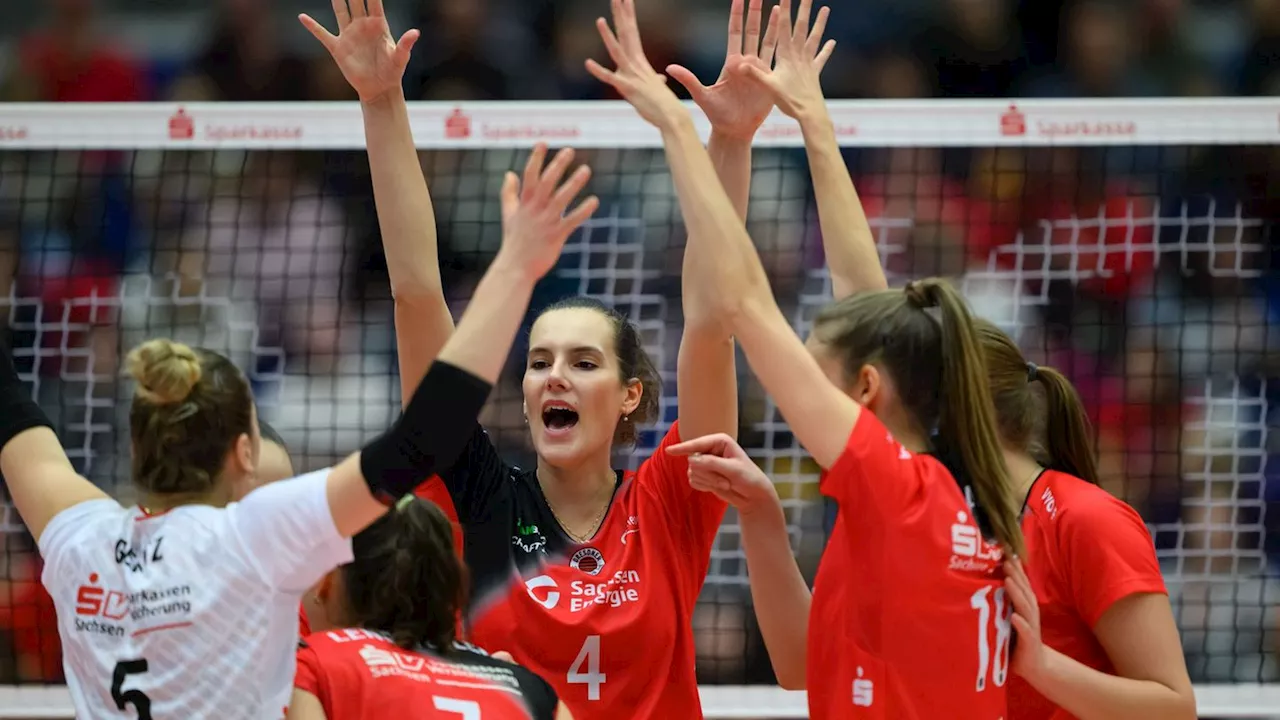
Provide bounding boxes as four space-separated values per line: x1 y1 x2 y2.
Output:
812 279 1025 558
906 280 1025 558
1032 365 1100 485
975 320 1100 486
342 497 468 653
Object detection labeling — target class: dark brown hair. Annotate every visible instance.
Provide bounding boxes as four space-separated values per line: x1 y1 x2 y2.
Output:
126 339 254 496
342 497 467 652
811 279 1026 557
536 296 661 447
976 320 1100 485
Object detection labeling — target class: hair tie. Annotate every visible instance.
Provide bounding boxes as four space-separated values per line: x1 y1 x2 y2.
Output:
1026 362 1039 382
395 494 415 512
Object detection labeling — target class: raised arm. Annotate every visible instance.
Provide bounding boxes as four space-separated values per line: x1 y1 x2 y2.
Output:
323 146 599 537
0 356 109 542
587 0 858 468
302 0 452 408
739 19 883 300
660 0 780 440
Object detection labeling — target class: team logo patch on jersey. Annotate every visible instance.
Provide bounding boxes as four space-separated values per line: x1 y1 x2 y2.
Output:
569 547 605 576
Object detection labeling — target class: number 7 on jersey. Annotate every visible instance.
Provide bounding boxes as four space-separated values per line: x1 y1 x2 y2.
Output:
568 635 606 700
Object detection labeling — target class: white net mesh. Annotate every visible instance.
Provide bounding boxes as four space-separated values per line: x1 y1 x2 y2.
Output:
0 100 1277 717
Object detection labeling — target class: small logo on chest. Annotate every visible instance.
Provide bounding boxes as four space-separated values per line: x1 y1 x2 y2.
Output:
570 547 606 576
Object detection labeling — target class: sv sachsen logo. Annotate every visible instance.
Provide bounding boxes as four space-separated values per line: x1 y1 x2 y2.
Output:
74 573 128 637
949 511 1002 574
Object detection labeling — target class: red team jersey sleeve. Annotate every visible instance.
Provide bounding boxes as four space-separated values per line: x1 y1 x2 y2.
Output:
293 642 328 706
1058 488 1167 627
822 410 925 517
636 421 728 598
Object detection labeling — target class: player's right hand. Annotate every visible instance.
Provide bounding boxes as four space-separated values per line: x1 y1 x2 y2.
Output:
585 0 688 130
736 0 836 124
666 0 782 141
299 0 419 104
497 144 600 281
667 433 781 515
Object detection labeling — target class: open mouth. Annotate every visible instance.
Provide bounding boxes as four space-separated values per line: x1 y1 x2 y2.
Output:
541 403 580 432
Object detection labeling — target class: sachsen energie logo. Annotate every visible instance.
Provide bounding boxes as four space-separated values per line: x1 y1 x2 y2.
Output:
169 108 195 140
524 570 643 613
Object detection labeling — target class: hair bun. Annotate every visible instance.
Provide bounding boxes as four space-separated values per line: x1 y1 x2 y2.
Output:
126 339 202 406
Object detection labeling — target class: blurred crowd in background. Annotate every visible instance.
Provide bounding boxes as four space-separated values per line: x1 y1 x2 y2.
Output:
0 0 1278 699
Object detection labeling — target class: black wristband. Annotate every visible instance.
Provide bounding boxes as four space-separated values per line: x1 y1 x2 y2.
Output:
360 360 492 506
0 347 52 452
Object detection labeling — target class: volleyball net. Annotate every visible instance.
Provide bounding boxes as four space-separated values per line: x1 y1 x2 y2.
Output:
0 99 1277 718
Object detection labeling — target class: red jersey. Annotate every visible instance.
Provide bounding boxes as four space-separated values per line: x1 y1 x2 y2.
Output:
807 411 1009 720
1008 470 1166 720
438 422 725 719
295 629 558 719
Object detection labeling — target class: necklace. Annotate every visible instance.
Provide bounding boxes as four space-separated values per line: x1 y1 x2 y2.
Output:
540 476 616 544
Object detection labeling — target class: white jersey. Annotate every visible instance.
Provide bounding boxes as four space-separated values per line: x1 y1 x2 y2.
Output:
39 468 353 719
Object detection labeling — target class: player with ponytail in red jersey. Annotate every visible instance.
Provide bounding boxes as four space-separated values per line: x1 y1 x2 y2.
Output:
980 330 1196 719
589 1 1023 717
653 1 1196 713
303 1 768 717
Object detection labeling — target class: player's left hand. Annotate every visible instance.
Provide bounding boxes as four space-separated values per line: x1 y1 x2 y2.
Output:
585 0 687 130
666 0 781 141
667 433 781 515
1005 555 1048 682
498 143 600 281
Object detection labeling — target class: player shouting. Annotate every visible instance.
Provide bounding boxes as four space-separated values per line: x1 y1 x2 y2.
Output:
302 0 778 716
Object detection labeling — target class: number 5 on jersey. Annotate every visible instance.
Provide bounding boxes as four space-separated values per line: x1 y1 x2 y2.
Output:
568 635 606 700
970 586 1012 692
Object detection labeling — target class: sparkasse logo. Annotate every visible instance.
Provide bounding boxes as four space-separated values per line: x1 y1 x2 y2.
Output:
445 108 472 139
0 126 29 142
169 108 194 140
1000 104 1026 136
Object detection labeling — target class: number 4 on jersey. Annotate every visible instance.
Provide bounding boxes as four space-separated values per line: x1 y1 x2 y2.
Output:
970 586 1012 692
568 635 606 700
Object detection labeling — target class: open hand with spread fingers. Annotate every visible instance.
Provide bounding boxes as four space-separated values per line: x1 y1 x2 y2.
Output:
667 433 781 515
585 0 688 130
1005 555 1048 684
498 144 600 282
299 0 419 104
736 0 836 123
666 0 783 141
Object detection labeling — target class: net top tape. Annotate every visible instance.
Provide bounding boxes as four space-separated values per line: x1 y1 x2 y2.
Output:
0 99 1277 149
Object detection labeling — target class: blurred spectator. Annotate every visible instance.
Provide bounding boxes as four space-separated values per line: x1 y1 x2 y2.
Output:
914 0 1029 97
2 0 145 102
1023 0 1157 97
170 0 312 102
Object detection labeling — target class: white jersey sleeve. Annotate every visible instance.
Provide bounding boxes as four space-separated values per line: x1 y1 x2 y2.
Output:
38 499 127 581
226 467 354 594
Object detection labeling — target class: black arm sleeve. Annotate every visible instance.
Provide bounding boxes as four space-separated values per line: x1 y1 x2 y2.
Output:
0 346 52 452
359 360 493 506
512 665 560 720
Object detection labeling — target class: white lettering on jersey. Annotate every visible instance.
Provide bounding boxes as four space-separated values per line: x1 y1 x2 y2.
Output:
949 511 1002 574
1041 487 1058 520
852 666 874 707
569 570 641 613
620 515 639 545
